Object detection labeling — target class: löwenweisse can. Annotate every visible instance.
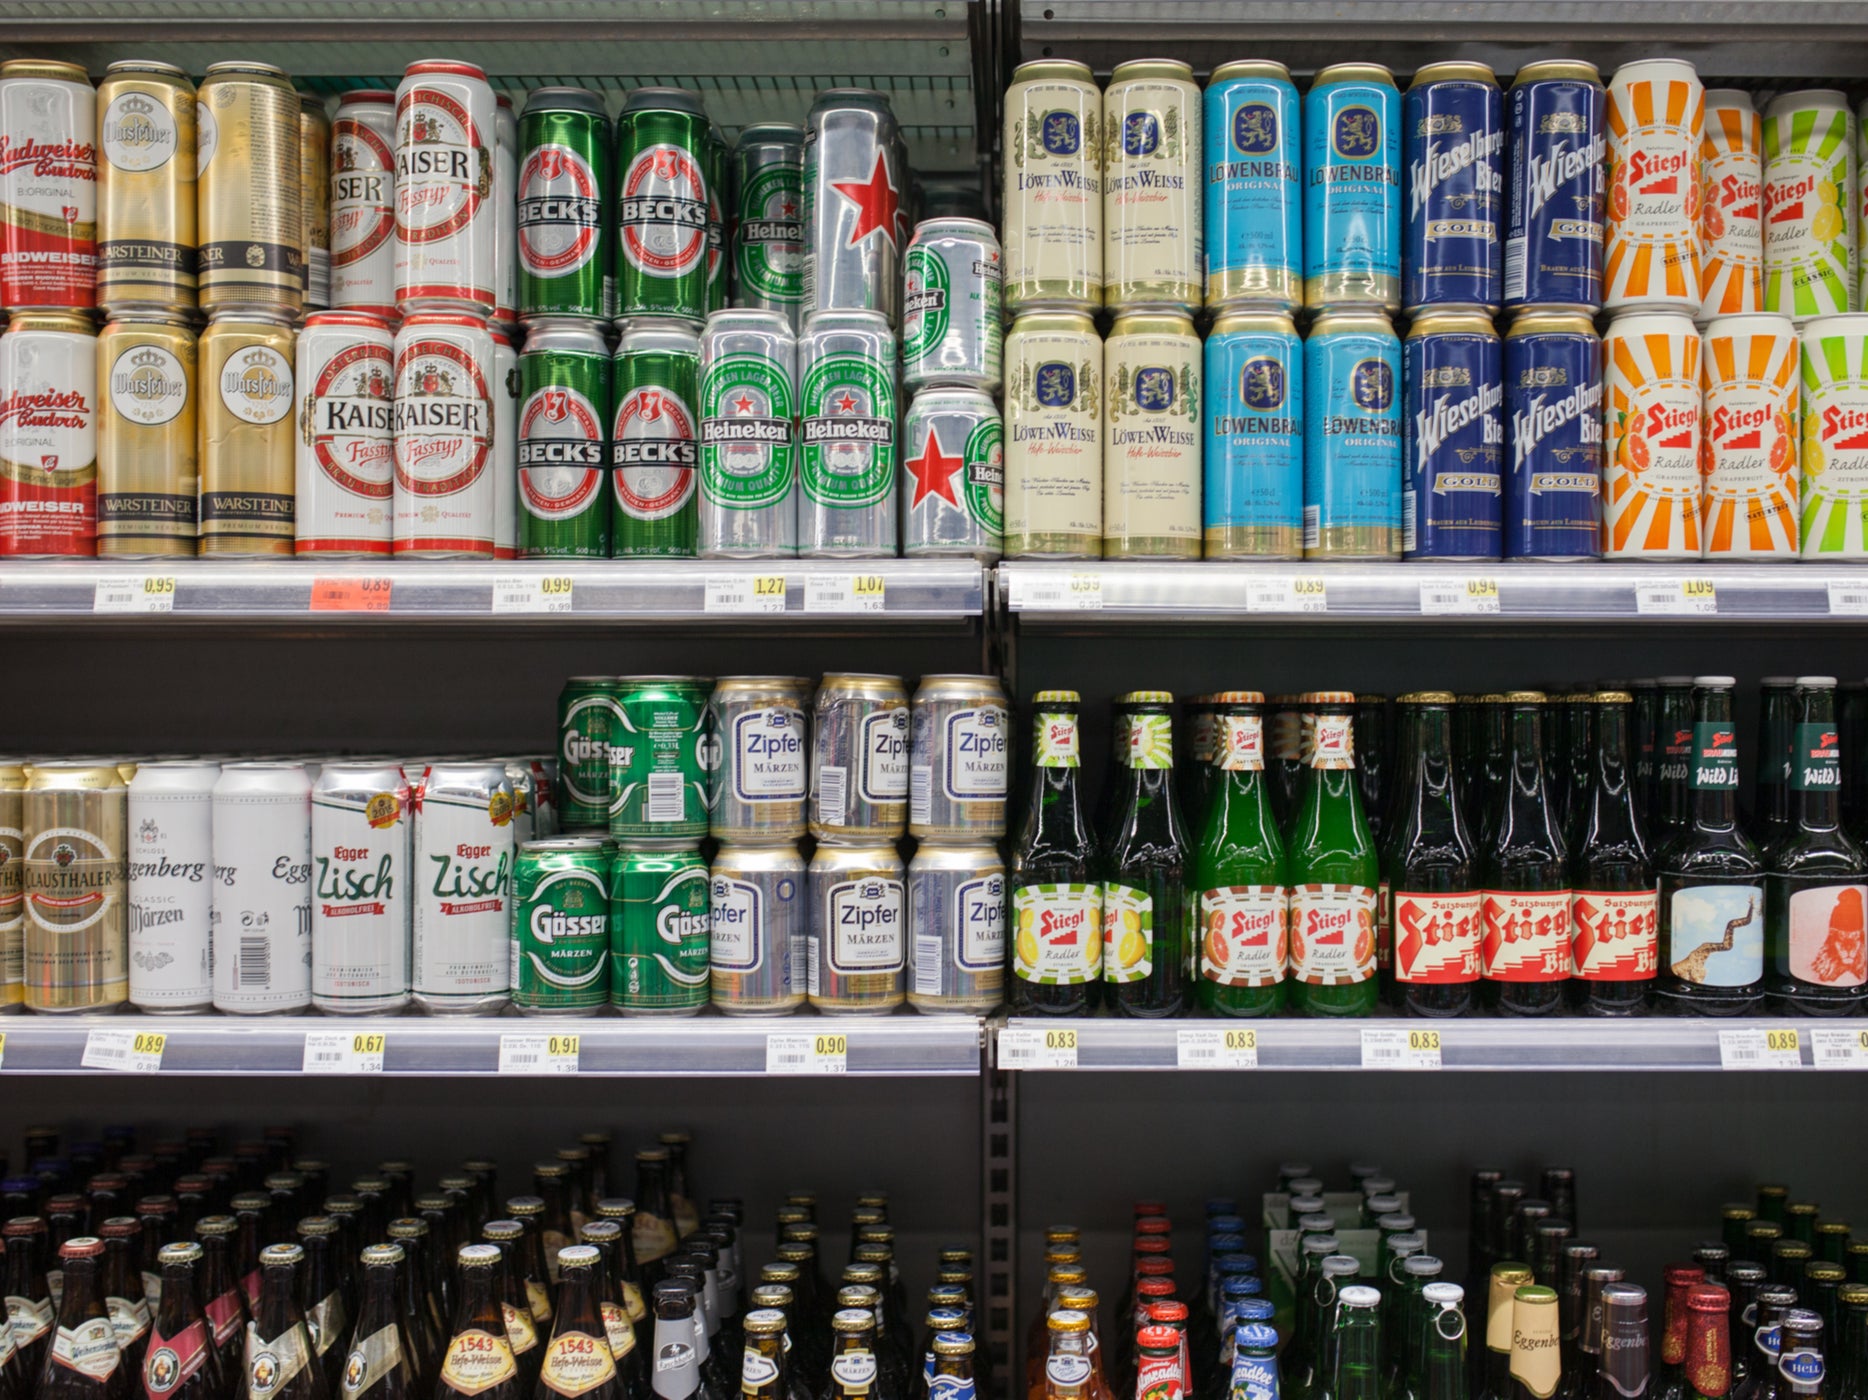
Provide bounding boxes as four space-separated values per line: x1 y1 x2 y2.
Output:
1800 313 1868 557
1402 309 1503 559
1303 309 1401 558
1403 62 1504 313
1203 60 1300 311
1203 307 1302 558
1303 64 1400 313
1504 309 1603 559
1603 308 1703 557
1103 59 1201 311
1503 61 1605 312
1001 59 1102 313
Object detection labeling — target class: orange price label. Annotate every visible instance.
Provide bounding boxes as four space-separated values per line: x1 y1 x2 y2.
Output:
310 577 393 612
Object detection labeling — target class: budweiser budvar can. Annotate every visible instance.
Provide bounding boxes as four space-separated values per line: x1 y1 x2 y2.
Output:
96 313 198 556
298 92 331 310
196 62 303 317
1701 312 1800 557
1603 309 1703 557
732 123 805 331
612 316 700 556
901 385 1002 561
798 308 898 557
1003 308 1101 557
1800 313 1868 557
23 762 126 1013
0 310 98 557
519 316 610 558
394 59 496 314
0 60 96 312
393 309 495 556
1003 60 1101 312
802 89 903 323
210 761 313 1016
1699 90 1763 320
1763 90 1859 324
699 307 798 556
410 760 514 1016
126 760 217 1014
493 92 517 328
1103 59 1201 310
491 326 517 559
199 311 296 555
0 762 21 1011
1103 305 1201 558
1604 59 1705 313
330 90 397 317
95 61 197 316
294 309 394 555
311 761 411 1015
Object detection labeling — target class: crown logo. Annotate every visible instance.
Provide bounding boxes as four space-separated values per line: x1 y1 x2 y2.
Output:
130 347 165 369
119 93 156 116
139 818 159 843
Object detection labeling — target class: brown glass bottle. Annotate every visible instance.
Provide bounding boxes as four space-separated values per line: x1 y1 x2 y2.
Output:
40 1237 131 1400
1386 692 1482 1017
295 1218 349 1398
1752 679 1798 851
244 1242 329 1400
100 1217 152 1374
743 1306 791 1400
507 1201 558 1332
384 1219 443 1385
484 1222 544 1394
338 1243 419 1400
534 1170 578 1284
144 1241 226 1400
536 1245 621 1400
1569 692 1659 1016
195 1215 248 1385
439 1245 523 1400
230 1196 270 1314
575 1224 648 1400
1481 693 1572 1016
632 1155 679 1287
4 1215 55 1384
653 1279 706 1400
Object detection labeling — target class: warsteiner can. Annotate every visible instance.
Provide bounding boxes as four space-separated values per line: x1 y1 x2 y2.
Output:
902 386 1002 560
125 761 216 1014
1403 62 1504 313
1505 309 1603 559
907 844 1004 1013
909 674 1010 841
557 677 619 829
1504 61 1605 311
393 60 497 314
410 760 515 1015
1204 308 1302 558
1402 309 1504 560
808 843 905 1013
199 311 296 555
613 846 710 1016
699 308 798 557
799 308 897 556
311 761 410 1015
23 763 126 1013
330 90 397 317
1002 59 1102 313
0 60 96 311
299 93 332 310
811 673 909 843
0 762 22 1011
710 843 806 1014
1304 309 1401 558
708 677 809 844
210 762 312 1016
608 677 712 841
0 310 98 557
1304 64 1401 312
97 313 198 556
517 88 611 322
1104 305 1201 558
802 89 902 322
1203 60 1302 311
616 88 711 324
612 316 700 557
1103 59 1201 310
96 61 197 315
294 309 394 556
731 124 805 331
513 837 611 1016
1003 308 1101 557
518 316 611 559
394 309 495 557
196 62 303 317
902 218 1002 390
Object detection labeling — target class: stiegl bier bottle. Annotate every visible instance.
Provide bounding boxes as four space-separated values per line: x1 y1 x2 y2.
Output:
1481 694 1571 1016
1194 692 1291 1017
1009 691 1102 1012
1569 691 1659 1015
1386 692 1482 1018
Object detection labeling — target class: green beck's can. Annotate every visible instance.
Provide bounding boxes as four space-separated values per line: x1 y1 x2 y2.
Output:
519 318 613 558
557 677 620 828
512 837 613 1014
611 845 711 1015
516 87 614 322
611 317 701 556
608 676 714 839
615 88 713 324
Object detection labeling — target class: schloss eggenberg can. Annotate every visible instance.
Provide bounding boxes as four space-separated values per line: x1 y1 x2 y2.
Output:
126 760 217 1014
210 761 312 1016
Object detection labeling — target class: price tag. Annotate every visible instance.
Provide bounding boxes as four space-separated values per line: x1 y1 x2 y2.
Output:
997 1025 1079 1070
1360 1027 1442 1069
1419 577 1500 615
1246 576 1327 613
310 577 393 612
765 1032 849 1074
302 1030 387 1074
93 575 176 614
1016 571 1104 610
1810 1027 1868 1068
1635 578 1717 615
704 574 788 614
1176 1026 1258 1069
0 1031 8 1069
1719 1027 1802 1069
1828 581 1868 616
491 575 574 614
498 1033 581 1075
81 1028 166 1073
804 573 886 613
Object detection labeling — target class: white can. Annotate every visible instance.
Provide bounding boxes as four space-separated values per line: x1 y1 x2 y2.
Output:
410 760 514 1015
295 309 395 556
1700 312 1800 557
210 761 312 1015
1763 90 1859 325
1604 59 1705 314
1698 90 1763 321
393 59 496 315
330 89 397 319
490 325 518 559
126 760 218 1013
1102 59 1201 310
0 60 97 312
311 760 410 1015
530 758 559 837
1602 308 1703 558
493 94 518 329
393 309 495 556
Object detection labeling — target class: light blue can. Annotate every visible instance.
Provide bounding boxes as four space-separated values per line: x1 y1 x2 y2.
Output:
1303 310 1401 558
1205 309 1303 558
1204 61 1302 311
1303 63 1401 312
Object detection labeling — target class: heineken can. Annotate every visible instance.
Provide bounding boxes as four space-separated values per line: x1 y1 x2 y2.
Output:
902 218 1003 391
23 763 127 1013
512 837 611 1015
491 325 519 559
612 316 700 556
705 119 728 315
908 674 1011 841
615 87 712 323
803 89 903 322
710 843 806 1014
612 845 710 1016
518 316 611 558
310 761 411 1015
210 761 312 1016
807 843 905 1014
557 677 619 829
409 760 514 1015
907 844 1005 1013
0 762 18 1012
517 87 611 322
731 124 805 331
799 308 898 556
699 308 798 556
708 676 809 843
810 673 909 843
126 760 217 1014
901 386 1002 560
608 677 713 841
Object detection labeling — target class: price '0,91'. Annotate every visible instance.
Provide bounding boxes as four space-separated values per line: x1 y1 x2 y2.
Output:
549 1035 580 1057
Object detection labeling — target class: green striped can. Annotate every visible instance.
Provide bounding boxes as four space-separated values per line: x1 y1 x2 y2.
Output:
608 677 713 839
1762 91 1858 323
519 319 613 558
512 837 612 1013
516 87 613 321
611 845 711 1014
706 119 728 314
557 677 620 827
1799 313 1868 557
611 317 700 556
616 89 712 323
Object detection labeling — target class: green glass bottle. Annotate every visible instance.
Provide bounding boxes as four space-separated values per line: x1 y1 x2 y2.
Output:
1386 693 1482 1019
1287 1236 1344 1400
1414 1282 1469 1400
1752 679 1798 852
1288 693 1380 1017
1324 1286 1385 1400
1831 1285 1868 1400
1649 678 1698 856
1009 692 1103 1015
1099 691 1192 1018
1195 692 1290 1018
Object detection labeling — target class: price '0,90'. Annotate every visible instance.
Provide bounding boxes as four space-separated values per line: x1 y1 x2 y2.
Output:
814 1034 848 1056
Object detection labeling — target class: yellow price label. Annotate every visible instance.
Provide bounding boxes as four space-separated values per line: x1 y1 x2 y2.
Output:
1683 579 1716 599
813 1034 848 1057
143 576 176 595
548 1034 581 1058
134 1032 167 1057
0 1031 7 1067
1225 1029 1257 1051
352 1033 386 1055
1408 1029 1441 1052
1069 573 1102 594
753 575 786 596
1766 1028 1800 1053
1293 577 1326 596
540 576 573 596
852 575 886 597
1466 578 1499 598
1045 1028 1078 1051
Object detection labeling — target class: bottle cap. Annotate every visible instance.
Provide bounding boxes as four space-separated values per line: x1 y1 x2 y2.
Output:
1136 1325 1178 1350
361 1244 406 1266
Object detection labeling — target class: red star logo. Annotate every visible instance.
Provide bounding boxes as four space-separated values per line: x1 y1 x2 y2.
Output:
733 394 754 414
781 198 798 217
835 392 858 413
831 151 900 250
906 425 965 509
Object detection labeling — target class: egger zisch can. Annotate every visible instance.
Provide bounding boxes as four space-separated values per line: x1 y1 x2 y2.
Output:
410 760 514 1015
311 761 411 1015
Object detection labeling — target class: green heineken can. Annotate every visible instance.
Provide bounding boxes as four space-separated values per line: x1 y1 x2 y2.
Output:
731 124 805 332
557 677 621 828
611 317 700 556
608 676 713 840
615 88 712 323
705 119 728 315
611 845 711 1015
520 319 613 558
517 87 613 321
513 837 613 1014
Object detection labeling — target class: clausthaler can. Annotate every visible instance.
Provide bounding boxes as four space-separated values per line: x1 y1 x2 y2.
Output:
808 843 904 1013
608 678 712 841
210 762 312 1016
902 218 1002 390
294 309 394 556
811 674 909 842
311 761 411 1015
1205 308 1302 558
393 60 497 315
710 843 806 1014
96 61 197 316
907 844 1004 1013
199 310 297 555
1403 62 1503 313
1204 60 1301 311
1104 305 1201 558
96 313 198 556
513 837 611 1015
1103 59 1201 310
1503 61 1605 312
802 90 902 322
0 762 23 1011
23 762 126 1013
557 677 619 830
126 761 217 1014
196 62 303 318
518 316 611 558
708 677 809 843
612 316 700 556
298 92 331 309
1403 308 1503 559
1003 308 1102 557
799 308 897 556
517 88 611 322
1002 59 1102 313
330 90 397 318
902 386 1002 560
410 760 514 1015
909 675 1010 841
393 309 495 556
0 310 98 557
1505 309 1602 559
1304 309 1401 558
1304 63 1401 312
616 88 711 323
698 308 797 556
0 60 96 312
612 845 709 1016
731 124 805 331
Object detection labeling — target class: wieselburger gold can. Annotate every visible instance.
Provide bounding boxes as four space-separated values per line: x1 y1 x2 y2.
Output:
199 310 297 553
96 60 198 316
96 313 198 556
22 762 128 1013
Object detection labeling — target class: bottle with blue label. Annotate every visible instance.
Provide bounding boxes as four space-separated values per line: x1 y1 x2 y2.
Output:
1403 62 1505 312
1205 308 1303 558
1303 64 1401 313
1403 310 1503 560
1204 61 1302 311
1230 1321 1282 1400
1303 310 1401 559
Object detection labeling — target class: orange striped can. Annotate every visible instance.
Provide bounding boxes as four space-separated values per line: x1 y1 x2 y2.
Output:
1698 90 1762 321
1603 309 1702 557
1700 313 1799 557
1604 59 1704 313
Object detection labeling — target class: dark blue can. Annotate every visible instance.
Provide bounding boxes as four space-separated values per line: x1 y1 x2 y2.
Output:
1504 308 1602 559
1403 63 1504 312
1503 60 1606 311
1403 310 1503 560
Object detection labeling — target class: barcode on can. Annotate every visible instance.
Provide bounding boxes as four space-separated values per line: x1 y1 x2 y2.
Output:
806 935 821 996
910 766 932 825
646 772 685 823
818 766 847 827
238 936 271 989
1503 238 1527 303
1402 490 1417 555
1303 504 1320 549
913 936 944 997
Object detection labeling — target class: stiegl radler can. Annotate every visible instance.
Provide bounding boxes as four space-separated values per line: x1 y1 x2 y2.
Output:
1001 59 1102 312
1304 64 1401 312
1204 308 1302 558
196 62 303 317
1505 309 1603 558
909 674 1011 842
23 763 126 1013
1003 308 1101 557
611 315 701 557
901 386 1003 561
801 89 902 323
311 761 410 1015
557 676 618 830
1104 305 1201 558
126 760 217 1014
1603 309 1703 557
811 673 909 842
1403 309 1504 559
210 762 312 1016
1203 60 1301 311
710 843 806 1015
1603 58 1705 313
1403 62 1504 312
1503 61 1606 311
608 676 712 841
97 313 199 556
517 316 611 559
799 308 897 557
612 845 710 1016
1799 313 1868 557
1304 309 1402 558
698 308 798 557
808 843 905 1013
200 311 296 556
708 677 809 844
410 760 515 1015
907 844 1005 1013
96 60 198 316
513 837 610 1015
901 217 1003 391
294 309 394 556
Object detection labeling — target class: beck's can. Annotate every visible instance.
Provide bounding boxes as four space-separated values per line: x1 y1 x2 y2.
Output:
196 62 303 318
802 89 903 323
393 59 497 314
1103 305 1201 558
517 87 611 323
901 386 1003 561
798 308 898 557
908 674 1011 841
96 61 197 315
493 93 517 328
708 677 810 844
0 60 96 312
902 217 1002 391
1203 60 1301 311
1762 90 1859 325
199 311 297 555
1204 308 1302 558
210 762 313 1017
1304 64 1401 312
1700 90 1763 321
1604 59 1705 313
393 309 495 557
616 88 712 324
310 761 411 1015
0 764 25 1012
1403 63 1504 313
126 760 217 1014
1402 309 1504 560
1304 309 1402 558
0 311 98 557
1002 59 1102 313
731 124 805 331
608 677 713 842
330 90 398 318
1103 60 1201 310
23 763 126 1013
1003 308 1102 557
698 308 798 557
1504 309 1603 559
811 673 909 843
294 309 395 557
808 843 905 1013
612 845 710 1016
709 843 807 1015
1503 61 1606 312
1700 312 1800 558
299 92 332 309
557 677 618 829
517 316 612 559
409 760 515 1015
907 844 1005 1013
1799 313 1868 557
512 837 611 1016
611 316 700 557
1603 309 1703 557
96 313 198 556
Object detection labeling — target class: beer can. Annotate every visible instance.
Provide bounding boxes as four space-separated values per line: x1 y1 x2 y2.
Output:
1303 309 1402 558
1102 59 1200 310
1402 309 1504 560
908 674 1010 841
409 760 515 1015
612 316 700 557
96 312 197 556
705 118 728 317
731 123 805 331
608 677 712 842
612 845 710 1017
0 762 22 1011
0 310 98 557
1303 64 1401 312
1799 312 1868 557
1603 308 1702 557
504 758 538 848
199 310 296 555
902 217 1002 391
901 385 1002 560
557 678 619 829
1504 309 1602 559
517 87 610 323
1203 60 1301 311
1002 59 1101 313
698 307 798 557
330 90 397 318
96 61 197 316
298 93 332 310
709 842 806 1015
1701 312 1800 557
1204 308 1302 558
493 93 517 329
1003 308 1102 557
1403 62 1503 313
616 88 711 324
393 59 497 314
23 762 126 1013
807 843 904 1014
491 326 518 559
1700 90 1764 320
1763 90 1859 324
708 677 809 844
210 761 312 1017
802 89 902 323
311 761 411 1015
0 60 96 312
907 844 1004 1013
393 309 495 556
531 757 560 838
518 316 611 559
294 309 394 556
512 837 611 1016
810 673 909 843
1604 59 1705 313
1503 61 1606 312
798 308 898 557
1104 305 1201 558
196 62 304 318
126 761 216 1013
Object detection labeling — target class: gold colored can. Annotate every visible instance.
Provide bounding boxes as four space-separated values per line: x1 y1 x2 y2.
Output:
0 761 22 1011
23 763 127 1013
1103 59 1200 310
299 92 331 311
199 310 297 554
1103 305 1201 558
1002 59 1103 312
96 60 198 315
96 313 198 556
197 61 303 317
1003 309 1103 558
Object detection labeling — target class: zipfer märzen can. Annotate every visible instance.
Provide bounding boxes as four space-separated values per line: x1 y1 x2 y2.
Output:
1403 62 1504 313
1403 309 1503 560
710 843 806 1014
1504 308 1603 559
1503 61 1606 312
708 676 809 843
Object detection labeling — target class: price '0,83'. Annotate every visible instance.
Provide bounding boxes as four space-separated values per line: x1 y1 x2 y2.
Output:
1046 1029 1078 1051
1408 1030 1441 1052
1225 1029 1256 1051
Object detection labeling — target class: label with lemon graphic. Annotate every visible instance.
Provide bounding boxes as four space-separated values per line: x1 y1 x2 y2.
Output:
1800 320 1868 558
1762 97 1858 323
1125 713 1174 770
1101 882 1155 983
1012 883 1102 984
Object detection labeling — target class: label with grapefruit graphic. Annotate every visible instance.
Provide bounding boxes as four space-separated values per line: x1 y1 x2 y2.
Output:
1101 882 1154 983
1699 95 1763 318
1481 889 1573 981
1701 315 1800 557
1391 890 1482 984
1604 314 1703 557
1787 883 1868 988
1197 885 1288 987
1800 314 1868 556
1604 61 1704 311
1289 883 1377 986
1762 94 1857 324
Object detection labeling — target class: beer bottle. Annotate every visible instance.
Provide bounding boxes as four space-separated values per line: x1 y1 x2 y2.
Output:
1386 692 1482 1017
1184 696 1221 834
1324 1286 1383 1400
384 1220 443 1383
39 1237 131 1400
231 1197 269 1313
820 1306 891 1400
1230 1321 1281 1400
438 1245 523 1400
244 1243 329 1400
579 1222 648 1400
1757 1190 1789 1229
1410 1284 1467 1400
1268 697 1304 828
1193 692 1291 1017
1815 1227 1850 1271
1805 1270 1843 1356
665 1260 733 1400
1288 1237 1342 1400
1471 696 1510 848
1679 1286 1733 1400
338 1243 417 1400
656 1135 698 1244
144 1241 225 1400
1463 1172 1505 1307
1569 692 1659 1014
632 1154 680 1284
532 1172 576 1286
1289 693 1381 1016
1649 680 1697 853
295 1219 349 1398
748 1286 813 1400
593 1203 650 1350
1752 679 1798 849
1723 1268 1764 1392
1039 1311 1093 1400
1653 678 1765 1015
1734 1287 1797 1400
1556 1245 1602 1400
1478 1267 1535 1400
743 1307 790 1400
100 1218 152 1374
1579 1270 1628 1397
1395 1257 1445 1400
536 1246 620 1400
1095 698 1142 841
1693 1250 1728 1292
1508 1288 1561 1400
485 1222 545 1393
1559 694 1596 849
928 1332 977 1400
1479 693 1572 1015
1775 1313 1825 1400
921 1297 966 1378
1020 1269 1075 1392
1135 1323 1186 1400
652 1280 705 1400
1356 696 1392 845
1099 691 1193 1018
1831 1287 1868 1400
137 1199 177 1313
1631 682 1659 828
1593 1286 1648 1400
1301 1259 1364 1400
195 1216 248 1383
1721 1213 1755 1262
1844 685 1868 844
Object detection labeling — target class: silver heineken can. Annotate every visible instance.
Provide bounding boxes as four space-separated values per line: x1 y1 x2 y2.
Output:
902 217 1003 391
906 843 1005 1013
908 674 1011 841
709 842 807 1015
698 308 798 557
901 386 1003 560
210 761 313 1016
807 843 905 1014
410 760 515 1015
126 760 218 1014
802 89 903 323
799 308 898 557
310 760 411 1015
504 759 538 848
731 124 805 332
707 677 809 844
810 673 909 843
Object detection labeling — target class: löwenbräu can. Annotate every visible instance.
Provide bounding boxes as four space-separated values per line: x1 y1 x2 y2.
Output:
608 677 712 841
612 316 700 557
1403 62 1504 313
910 674 1011 841
513 837 611 1015
196 62 303 317
902 217 1002 391
808 843 905 1013
802 89 902 322
1204 308 1302 558
1402 309 1503 559
811 673 910 843
708 677 809 843
1002 59 1102 313
1003 308 1101 557
698 308 798 557
293 309 394 557
210 761 312 1016
1503 61 1606 311
311 761 410 1015
1203 60 1301 311
517 316 611 559
732 123 805 331
96 60 198 316
557 676 619 829
516 87 611 323
1304 64 1401 313
1304 309 1401 558
612 845 710 1016
901 386 1003 561
23 763 126 1013
1104 305 1201 558
1103 59 1201 310
199 310 297 555
409 760 515 1015
615 88 711 324
907 844 1005 1013
96 312 198 556
799 309 898 557
710 843 806 1014
1504 309 1603 559
126 760 217 1014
